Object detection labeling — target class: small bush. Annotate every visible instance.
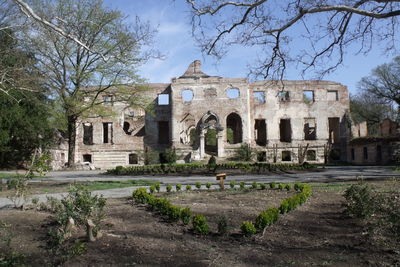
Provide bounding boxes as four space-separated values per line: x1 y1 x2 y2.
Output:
217 216 229 236
278 183 284 190
195 182 201 189
180 207 192 225
149 185 156 194
166 184 172 193
294 183 304 192
251 182 258 189
255 207 280 230
186 184 192 191
229 180 236 189
155 183 161 193
269 182 276 189
260 183 266 190
192 214 209 234
234 143 254 161
239 181 245 190
284 184 291 191
343 183 377 219
206 182 212 190
176 184 182 192
240 221 257 237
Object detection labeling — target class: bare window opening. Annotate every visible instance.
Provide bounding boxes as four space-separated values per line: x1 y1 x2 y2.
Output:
123 121 132 135
255 119 267 146
280 119 292 142
303 90 314 103
282 151 291 161
83 154 92 163
327 90 339 101
227 88 240 99
306 150 316 161
278 91 290 102
61 153 65 162
135 126 145 137
129 153 138 164
158 121 169 144
158 94 169 105
182 89 194 102
103 95 113 106
328 117 340 144
83 123 93 145
351 148 355 160
304 118 316 140
226 113 243 144
253 91 265 104
363 147 368 160
103 122 113 144
377 145 382 162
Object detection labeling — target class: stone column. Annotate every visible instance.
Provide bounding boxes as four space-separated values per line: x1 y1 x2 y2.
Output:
217 131 225 157
200 130 205 158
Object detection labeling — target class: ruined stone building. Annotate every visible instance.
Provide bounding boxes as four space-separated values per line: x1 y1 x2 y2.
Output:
59 60 351 170
348 118 400 165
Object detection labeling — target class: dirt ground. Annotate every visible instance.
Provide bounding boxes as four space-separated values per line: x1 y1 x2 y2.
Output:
1 181 399 266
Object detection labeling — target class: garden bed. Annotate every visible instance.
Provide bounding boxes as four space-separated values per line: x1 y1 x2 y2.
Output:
1 180 399 266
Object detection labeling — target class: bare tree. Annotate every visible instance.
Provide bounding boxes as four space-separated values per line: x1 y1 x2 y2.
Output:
359 56 400 112
22 0 155 167
187 0 400 80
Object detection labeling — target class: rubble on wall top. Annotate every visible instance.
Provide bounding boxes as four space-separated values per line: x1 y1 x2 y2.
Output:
179 60 211 79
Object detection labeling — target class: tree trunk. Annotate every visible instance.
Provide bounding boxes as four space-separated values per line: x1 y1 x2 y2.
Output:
67 115 77 167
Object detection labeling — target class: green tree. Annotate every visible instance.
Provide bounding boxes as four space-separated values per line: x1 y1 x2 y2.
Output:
24 0 154 167
0 29 52 167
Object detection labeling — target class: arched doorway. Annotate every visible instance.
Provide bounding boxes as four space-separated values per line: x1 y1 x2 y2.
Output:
198 111 224 158
226 113 242 144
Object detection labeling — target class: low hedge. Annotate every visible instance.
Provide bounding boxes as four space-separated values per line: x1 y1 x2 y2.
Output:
243 183 312 236
107 162 316 176
132 188 193 224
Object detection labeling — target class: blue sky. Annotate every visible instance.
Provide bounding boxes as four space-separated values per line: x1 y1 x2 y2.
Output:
104 0 396 95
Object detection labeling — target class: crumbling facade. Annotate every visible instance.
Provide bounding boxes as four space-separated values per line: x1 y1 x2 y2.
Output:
71 60 351 169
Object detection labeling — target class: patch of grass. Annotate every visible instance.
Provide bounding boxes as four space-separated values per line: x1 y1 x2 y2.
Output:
0 173 44 179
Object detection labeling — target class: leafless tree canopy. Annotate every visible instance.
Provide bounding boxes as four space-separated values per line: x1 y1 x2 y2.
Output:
187 0 400 80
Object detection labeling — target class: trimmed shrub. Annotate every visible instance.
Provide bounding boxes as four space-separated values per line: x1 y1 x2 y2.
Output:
239 181 245 190
255 207 280 230
284 184 291 191
195 182 201 189
229 180 236 189
294 183 304 192
192 214 209 234
186 184 192 191
240 221 256 237
278 183 284 190
260 183 266 190
206 182 212 190
149 185 156 194
269 182 276 189
155 183 161 193
251 182 258 189
180 207 192 225
217 216 229 236
167 206 181 221
176 184 182 192
166 184 172 193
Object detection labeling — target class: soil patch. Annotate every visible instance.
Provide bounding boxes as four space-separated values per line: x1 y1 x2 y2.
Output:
1 181 399 266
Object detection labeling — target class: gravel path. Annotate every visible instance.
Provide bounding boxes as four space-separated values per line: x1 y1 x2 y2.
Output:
1 166 398 209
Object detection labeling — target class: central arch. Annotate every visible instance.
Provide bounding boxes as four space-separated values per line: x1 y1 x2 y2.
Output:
198 111 224 158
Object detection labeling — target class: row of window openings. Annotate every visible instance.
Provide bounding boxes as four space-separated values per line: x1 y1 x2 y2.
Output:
350 146 382 161
82 153 139 164
156 117 340 145
157 90 339 105
83 122 113 145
